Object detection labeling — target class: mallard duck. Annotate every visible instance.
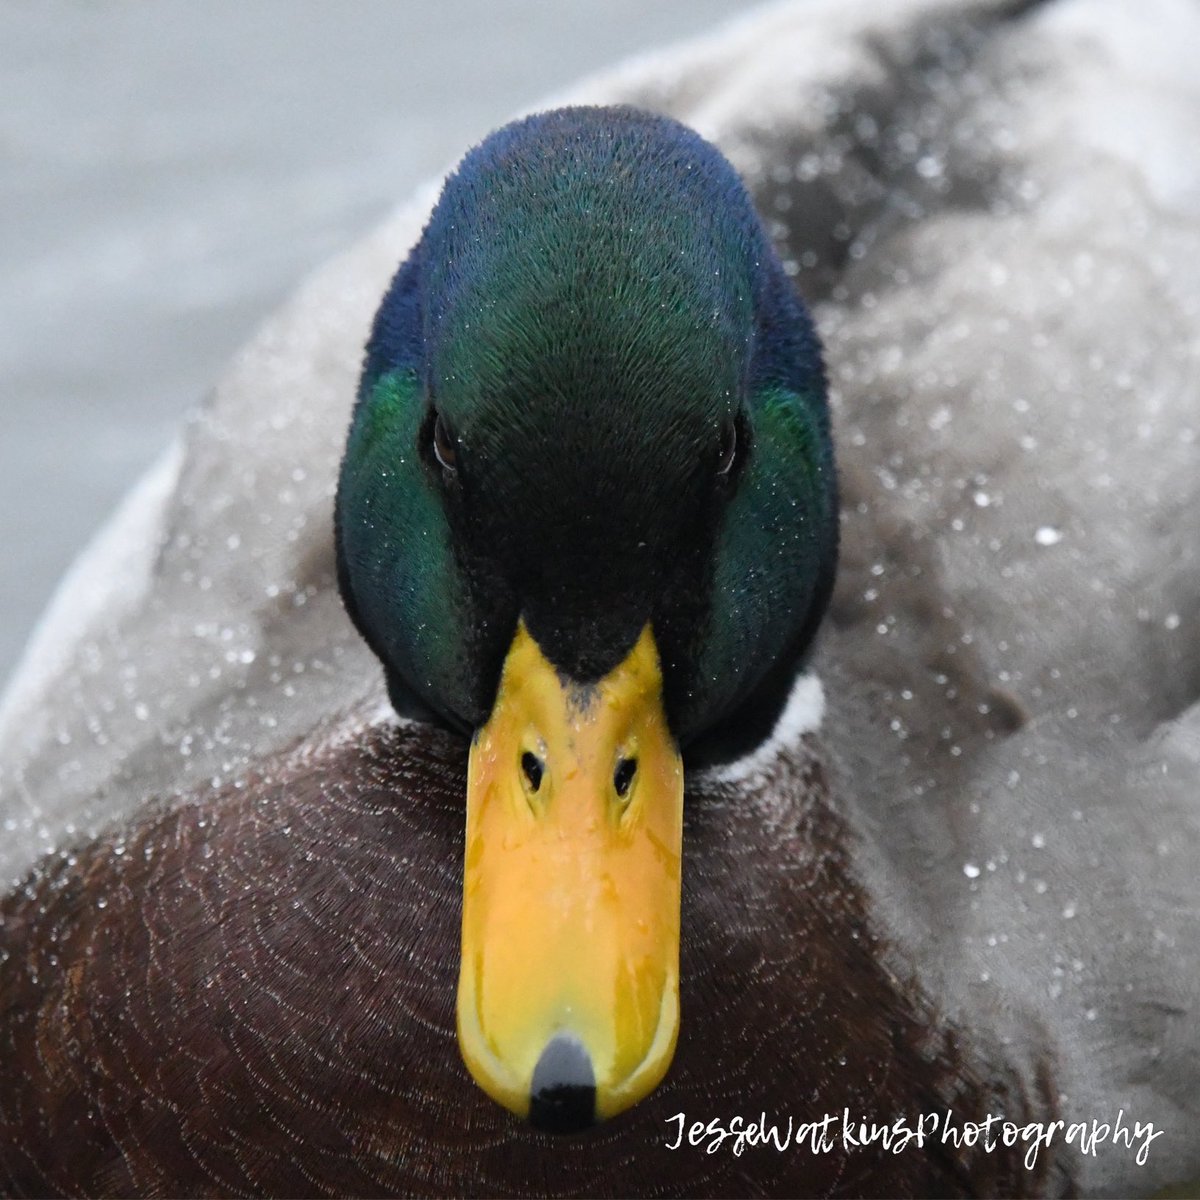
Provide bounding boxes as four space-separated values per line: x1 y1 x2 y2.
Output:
0 104 1048 1197
334 104 838 1132
5 0 1200 1188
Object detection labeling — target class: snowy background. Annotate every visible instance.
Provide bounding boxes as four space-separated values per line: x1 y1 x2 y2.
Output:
0 0 751 691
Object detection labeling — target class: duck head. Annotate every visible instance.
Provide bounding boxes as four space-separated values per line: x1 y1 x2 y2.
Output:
336 106 837 1131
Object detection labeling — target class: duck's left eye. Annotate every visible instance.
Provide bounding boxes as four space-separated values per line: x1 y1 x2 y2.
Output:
431 410 458 472
716 414 743 477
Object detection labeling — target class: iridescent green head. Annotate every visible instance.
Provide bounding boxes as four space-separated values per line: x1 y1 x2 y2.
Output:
335 105 837 1129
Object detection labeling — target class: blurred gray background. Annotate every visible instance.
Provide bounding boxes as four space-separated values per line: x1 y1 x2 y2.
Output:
0 0 752 693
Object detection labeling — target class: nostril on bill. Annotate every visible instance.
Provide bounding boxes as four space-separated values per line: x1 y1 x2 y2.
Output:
613 756 637 799
529 1035 596 1134
521 750 544 792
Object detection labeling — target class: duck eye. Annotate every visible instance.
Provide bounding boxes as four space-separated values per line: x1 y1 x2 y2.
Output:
613 757 637 800
716 416 740 476
521 751 544 793
431 410 458 472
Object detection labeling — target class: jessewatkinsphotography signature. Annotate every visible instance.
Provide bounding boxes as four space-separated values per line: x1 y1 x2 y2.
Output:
665 1110 1163 1171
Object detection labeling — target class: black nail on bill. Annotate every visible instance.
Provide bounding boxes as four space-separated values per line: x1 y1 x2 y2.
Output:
529 1035 596 1134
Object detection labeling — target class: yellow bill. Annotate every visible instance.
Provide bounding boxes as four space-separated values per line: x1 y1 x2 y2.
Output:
457 620 684 1131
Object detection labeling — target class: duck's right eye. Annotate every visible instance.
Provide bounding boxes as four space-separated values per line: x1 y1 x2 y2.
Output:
431 410 458 472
